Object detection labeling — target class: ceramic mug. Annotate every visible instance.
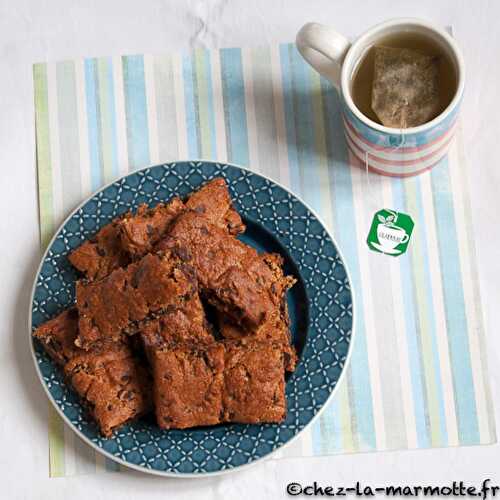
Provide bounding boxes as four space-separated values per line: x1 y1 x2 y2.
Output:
296 18 465 177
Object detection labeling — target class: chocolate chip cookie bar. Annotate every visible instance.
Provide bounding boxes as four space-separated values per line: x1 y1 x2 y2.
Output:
76 251 196 350
64 343 152 437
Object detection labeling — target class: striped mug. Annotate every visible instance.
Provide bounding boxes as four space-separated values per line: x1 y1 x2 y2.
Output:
296 18 465 177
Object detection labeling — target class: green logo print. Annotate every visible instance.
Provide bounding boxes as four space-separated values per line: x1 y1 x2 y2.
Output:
367 209 414 257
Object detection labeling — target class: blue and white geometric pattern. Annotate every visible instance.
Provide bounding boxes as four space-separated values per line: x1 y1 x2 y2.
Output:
30 161 353 476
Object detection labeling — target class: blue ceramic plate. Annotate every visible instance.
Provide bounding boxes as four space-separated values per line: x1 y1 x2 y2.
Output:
30 161 354 477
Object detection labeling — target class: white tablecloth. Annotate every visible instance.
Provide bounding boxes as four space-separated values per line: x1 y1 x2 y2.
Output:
1 1 499 498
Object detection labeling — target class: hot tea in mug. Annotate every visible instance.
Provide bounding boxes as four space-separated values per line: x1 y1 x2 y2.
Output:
350 31 458 128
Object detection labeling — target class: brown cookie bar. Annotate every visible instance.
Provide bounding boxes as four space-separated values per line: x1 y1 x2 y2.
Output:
157 213 273 328
223 341 286 424
76 252 197 350
152 343 225 429
69 178 243 281
185 177 245 235
118 197 185 258
260 253 297 300
218 308 297 372
32 308 82 367
68 216 131 281
118 178 245 259
69 197 186 281
218 253 297 371
64 343 152 437
157 214 295 329
140 292 214 355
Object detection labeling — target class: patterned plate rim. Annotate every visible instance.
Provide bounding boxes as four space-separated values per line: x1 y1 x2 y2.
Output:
29 160 357 478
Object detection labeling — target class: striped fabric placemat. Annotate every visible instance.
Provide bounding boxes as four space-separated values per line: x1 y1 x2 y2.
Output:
33 43 496 477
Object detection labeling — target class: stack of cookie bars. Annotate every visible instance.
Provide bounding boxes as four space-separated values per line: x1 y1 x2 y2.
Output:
33 179 297 437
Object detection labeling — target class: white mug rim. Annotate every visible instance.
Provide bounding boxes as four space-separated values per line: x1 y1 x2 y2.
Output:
341 17 465 135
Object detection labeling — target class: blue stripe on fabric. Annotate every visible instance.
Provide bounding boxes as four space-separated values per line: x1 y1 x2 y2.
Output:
122 55 150 170
279 44 300 195
317 74 377 452
220 48 249 166
202 49 217 160
287 46 323 214
84 58 102 191
105 58 119 178
413 177 449 445
392 178 430 448
313 395 343 453
182 54 199 158
430 156 479 445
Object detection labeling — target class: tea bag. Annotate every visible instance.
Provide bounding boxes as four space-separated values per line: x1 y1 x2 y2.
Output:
371 46 441 128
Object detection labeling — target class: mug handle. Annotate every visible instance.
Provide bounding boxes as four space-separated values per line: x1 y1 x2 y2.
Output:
296 22 351 89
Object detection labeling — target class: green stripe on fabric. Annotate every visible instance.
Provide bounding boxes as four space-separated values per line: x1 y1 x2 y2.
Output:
194 49 213 158
33 63 54 249
345 370 360 451
35 63 65 477
48 405 65 477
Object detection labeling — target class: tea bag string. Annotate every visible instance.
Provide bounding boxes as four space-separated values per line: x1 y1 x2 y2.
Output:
363 128 407 207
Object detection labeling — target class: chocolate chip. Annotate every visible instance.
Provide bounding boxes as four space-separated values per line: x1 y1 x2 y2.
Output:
107 404 113 411
194 205 206 214
68 309 79 320
200 226 209 235
131 266 146 288
175 247 190 262
96 247 106 257
47 337 62 351
121 374 131 383
178 264 196 284
146 224 154 237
